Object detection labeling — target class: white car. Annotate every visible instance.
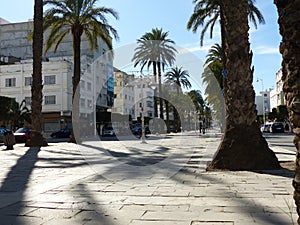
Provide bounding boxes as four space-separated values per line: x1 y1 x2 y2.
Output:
260 123 272 133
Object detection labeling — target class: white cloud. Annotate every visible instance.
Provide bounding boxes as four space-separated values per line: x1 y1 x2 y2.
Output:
253 45 280 55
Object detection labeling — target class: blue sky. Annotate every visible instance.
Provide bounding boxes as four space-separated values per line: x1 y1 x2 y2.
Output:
0 0 282 94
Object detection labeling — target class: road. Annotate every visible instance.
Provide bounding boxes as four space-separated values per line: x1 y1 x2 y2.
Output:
263 132 296 152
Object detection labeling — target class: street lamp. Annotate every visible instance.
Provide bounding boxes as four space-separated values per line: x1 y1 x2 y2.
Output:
257 78 265 125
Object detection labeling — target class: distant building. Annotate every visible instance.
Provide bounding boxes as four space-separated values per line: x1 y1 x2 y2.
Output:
255 88 272 116
270 68 285 110
113 68 135 119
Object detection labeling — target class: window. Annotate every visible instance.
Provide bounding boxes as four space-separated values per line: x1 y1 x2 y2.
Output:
45 95 56 105
81 80 85 89
25 97 32 105
87 82 92 91
5 78 16 87
80 98 85 107
87 100 92 108
25 77 32 86
44 75 56 85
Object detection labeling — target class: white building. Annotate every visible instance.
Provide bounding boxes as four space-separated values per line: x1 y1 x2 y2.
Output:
0 19 113 134
255 89 272 116
270 68 286 110
134 81 155 120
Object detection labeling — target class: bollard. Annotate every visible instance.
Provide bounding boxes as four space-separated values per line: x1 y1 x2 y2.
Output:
3 130 16 150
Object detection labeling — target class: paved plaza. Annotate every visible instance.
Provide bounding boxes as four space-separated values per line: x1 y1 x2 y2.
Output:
0 131 297 225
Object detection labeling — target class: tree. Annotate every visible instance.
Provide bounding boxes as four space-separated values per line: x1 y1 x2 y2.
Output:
43 0 119 142
207 0 280 170
28 0 48 147
8 100 31 130
187 0 265 46
187 0 265 113
164 66 192 132
165 66 192 95
202 44 225 131
132 28 177 120
274 0 300 220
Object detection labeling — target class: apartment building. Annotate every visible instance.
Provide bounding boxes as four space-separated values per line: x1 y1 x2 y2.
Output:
0 19 113 134
270 68 285 110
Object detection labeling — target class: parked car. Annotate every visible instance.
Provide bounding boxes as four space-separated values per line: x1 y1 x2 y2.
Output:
14 127 31 143
102 126 115 136
50 128 72 138
131 124 151 136
270 122 285 133
0 127 10 143
260 123 272 133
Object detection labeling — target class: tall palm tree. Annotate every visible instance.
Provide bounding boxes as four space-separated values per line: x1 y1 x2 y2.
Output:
203 43 225 130
187 0 265 110
207 0 280 170
165 66 192 95
132 28 177 120
43 0 119 142
274 0 300 220
28 0 48 147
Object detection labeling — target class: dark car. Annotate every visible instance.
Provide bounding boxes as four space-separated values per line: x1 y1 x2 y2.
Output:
50 128 72 138
270 122 284 133
14 128 31 143
131 124 151 136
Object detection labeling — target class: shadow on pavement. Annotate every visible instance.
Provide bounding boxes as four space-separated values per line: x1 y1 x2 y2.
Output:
0 147 40 224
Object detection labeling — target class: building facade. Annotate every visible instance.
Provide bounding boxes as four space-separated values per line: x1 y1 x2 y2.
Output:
0 19 113 135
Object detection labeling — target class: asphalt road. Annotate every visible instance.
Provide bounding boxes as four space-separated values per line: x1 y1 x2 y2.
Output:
263 132 296 152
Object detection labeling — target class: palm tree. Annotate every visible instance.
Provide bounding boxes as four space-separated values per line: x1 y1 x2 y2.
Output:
8 100 31 130
202 43 225 130
165 66 192 95
132 28 177 120
164 66 192 132
187 0 265 46
43 0 119 142
274 0 300 220
207 0 280 170
28 0 48 147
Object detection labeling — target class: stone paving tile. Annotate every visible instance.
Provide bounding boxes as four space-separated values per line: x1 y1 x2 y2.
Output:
0 133 297 225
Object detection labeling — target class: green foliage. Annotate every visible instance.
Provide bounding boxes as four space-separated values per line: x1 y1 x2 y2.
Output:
187 0 265 46
0 97 31 128
43 0 119 53
277 105 288 121
165 66 192 94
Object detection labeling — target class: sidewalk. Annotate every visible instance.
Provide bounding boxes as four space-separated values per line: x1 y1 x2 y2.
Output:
0 131 297 225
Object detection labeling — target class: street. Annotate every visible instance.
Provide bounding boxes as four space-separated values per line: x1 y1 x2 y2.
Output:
264 132 295 152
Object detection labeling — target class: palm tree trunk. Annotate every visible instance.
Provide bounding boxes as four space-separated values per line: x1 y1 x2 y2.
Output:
70 27 82 143
157 63 164 120
27 0 47 147
207 0 280 170
152 62 158 118
274 0 300 221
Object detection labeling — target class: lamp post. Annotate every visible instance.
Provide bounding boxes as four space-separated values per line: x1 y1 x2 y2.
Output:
257 78 265 125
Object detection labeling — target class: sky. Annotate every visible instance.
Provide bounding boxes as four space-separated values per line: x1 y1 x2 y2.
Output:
0 0 282 94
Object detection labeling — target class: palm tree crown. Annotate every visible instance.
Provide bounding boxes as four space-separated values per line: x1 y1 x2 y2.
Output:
43 0 119 53
187 0 265 46
132 28 177 75
165 66 192 94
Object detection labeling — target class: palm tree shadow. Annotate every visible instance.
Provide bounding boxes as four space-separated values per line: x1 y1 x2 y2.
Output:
0 147 40 223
